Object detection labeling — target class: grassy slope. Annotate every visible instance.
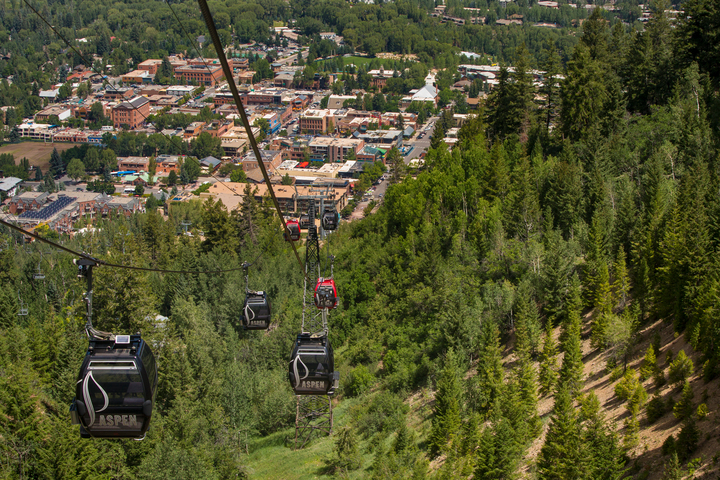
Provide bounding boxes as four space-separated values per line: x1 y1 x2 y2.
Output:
244 396 397 479
245 312 720 479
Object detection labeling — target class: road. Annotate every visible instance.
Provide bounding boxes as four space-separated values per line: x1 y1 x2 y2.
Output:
404 116 437 164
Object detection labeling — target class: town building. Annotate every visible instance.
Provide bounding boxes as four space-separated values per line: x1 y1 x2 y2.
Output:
137 59 163 75
0 177 23 198
174 64 224 86
308 137 364 163
299 109 335 134
166 85 196 97
121 69 154 84
34 105 72 122
7 191 49 214
240 149 283 172
117 156 150 171
111 96 150 129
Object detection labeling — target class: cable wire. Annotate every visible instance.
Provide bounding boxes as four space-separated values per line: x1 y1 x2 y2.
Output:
0 216 248 275
20 0 305 279
196 0 308 280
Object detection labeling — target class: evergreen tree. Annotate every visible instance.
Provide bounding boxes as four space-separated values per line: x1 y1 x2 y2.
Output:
539 320 559 396
514 349 541 439
538 384 586 479
591 261 612 349
640 344 659 380
579 393 626 479
560 43 608 142
613 246 630 307
673 380 694 420
675 417 699 461
49 147 63 175
662 452 683 480
469 320 504 415
559 274 584 396
540 39 562 131
201 197 239 254
514 288 541 356
429 350 462 456
668 350 693 386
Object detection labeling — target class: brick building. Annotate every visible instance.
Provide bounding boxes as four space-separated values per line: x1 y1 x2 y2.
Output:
112 96 150 129
174 64 224 86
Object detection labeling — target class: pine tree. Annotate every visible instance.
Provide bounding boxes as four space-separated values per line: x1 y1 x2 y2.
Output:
668 350 694 386
49 147 63 175
539 321 559 396
430 350 462 455
560 275 584 396
470 320 504 415
623 410 640 450
591 261 612 349
662 452 683 480
675 417 699 462
579 393 626 479
538 384 586 479
540 39 562 131
613 246 630 306
514 288 541 356
673 380 694 420
640 344 658 380
514 349 541 438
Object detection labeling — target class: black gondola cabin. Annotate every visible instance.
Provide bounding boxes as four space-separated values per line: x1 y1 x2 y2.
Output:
288 333 339 395
70 335 157 439
242 291 271 329
284 220 301 242
299 214 311 230
314 277 338 310
321 209 339 231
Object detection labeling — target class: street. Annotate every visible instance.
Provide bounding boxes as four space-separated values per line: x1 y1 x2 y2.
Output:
404 116 437 164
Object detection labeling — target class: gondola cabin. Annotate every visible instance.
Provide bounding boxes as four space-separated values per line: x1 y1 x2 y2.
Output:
288 333 339 395
299 214 311 230
284 220 301 242
321 210 339 231
314 277 338 310
242 291 271 330
70 335 157 439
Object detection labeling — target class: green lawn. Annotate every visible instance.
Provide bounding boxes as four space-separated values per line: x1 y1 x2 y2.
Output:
244 396 379 480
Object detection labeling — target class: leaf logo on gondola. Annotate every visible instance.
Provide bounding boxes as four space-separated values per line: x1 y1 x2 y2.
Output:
292 355 309 389
80 371 109 426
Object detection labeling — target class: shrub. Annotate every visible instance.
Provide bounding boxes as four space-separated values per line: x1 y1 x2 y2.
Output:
676 418 699 462
324 426 362 474
640 345 658 380
615 369 641 402
673 381 694 421
615 368 647 410
661 435 676 456
646 394 667 424
356 391 408 439
668 350 694 386
696 403 708 420
609 365 624 382
345 365 375 397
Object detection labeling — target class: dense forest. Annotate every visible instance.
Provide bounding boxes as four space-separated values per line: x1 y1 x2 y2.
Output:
2 0 720 477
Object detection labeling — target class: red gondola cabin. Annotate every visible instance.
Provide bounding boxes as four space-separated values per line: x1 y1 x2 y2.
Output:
314 277 338 310
284 220 301 241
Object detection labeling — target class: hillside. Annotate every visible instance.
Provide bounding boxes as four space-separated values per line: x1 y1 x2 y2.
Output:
241 311 720 480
